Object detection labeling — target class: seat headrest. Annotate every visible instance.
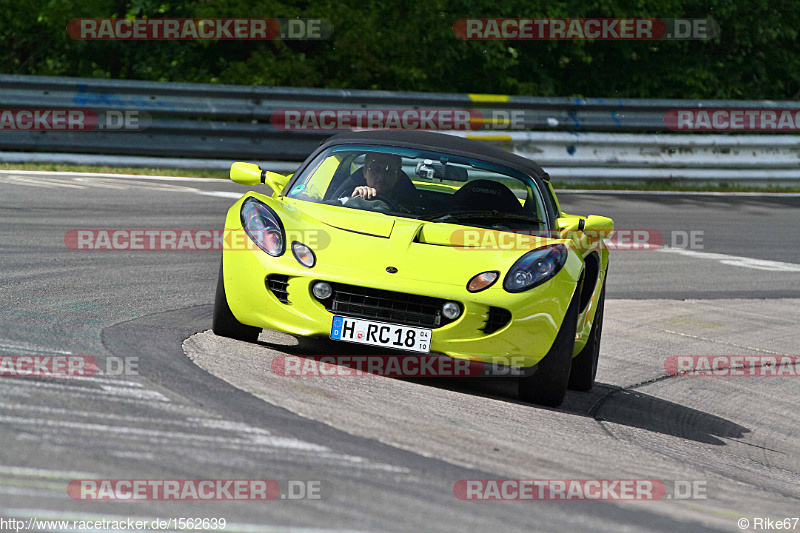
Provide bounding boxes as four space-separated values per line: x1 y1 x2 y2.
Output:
449 179 525 215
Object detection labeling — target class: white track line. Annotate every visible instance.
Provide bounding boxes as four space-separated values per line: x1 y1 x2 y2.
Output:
0 465 98 479
41 375 144 387
0 387 174 407
0 487 67 499
557 189 800 197
195 191 245 199
0 379 169 401
4 176 86 189
0 415 326 449
0 403 246 430
657 247 800 272
4 169 799 196
3 172 244 199
0 340 73 356
0 169 229 182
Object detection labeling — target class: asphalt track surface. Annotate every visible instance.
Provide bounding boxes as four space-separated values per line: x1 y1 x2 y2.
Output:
0 172 798 532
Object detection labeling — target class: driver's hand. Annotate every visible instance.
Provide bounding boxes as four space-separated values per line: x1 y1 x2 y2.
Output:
352 186 378 199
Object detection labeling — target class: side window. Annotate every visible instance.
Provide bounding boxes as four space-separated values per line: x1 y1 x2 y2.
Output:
351 154 366 168
518 181 549 222
325 154 361 198
288 154 342 200
543 181 561 217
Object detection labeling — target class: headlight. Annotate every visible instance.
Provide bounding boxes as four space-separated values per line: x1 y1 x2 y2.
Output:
503 244 568 293
240 198 286 257
240 197 285 257
292 241 316 268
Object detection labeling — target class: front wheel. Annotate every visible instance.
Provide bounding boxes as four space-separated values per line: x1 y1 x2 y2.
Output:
518 289 580 407
212 259 261 343
568 279 605 391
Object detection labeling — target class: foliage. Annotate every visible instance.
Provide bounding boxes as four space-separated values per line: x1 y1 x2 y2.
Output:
2 0 798 99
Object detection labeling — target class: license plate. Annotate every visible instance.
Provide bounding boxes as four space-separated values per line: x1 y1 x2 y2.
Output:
330 316 431 353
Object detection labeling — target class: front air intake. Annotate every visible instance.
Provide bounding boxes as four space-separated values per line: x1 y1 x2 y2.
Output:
481 307 511 334
266 275 290 304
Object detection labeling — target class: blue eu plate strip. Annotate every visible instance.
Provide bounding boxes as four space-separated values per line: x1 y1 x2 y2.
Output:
330 316 344 339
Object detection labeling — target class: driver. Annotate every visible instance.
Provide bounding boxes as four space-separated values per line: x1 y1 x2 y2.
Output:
331 152 418 206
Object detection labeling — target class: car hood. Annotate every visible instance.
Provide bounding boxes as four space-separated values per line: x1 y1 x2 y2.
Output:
281 199 564 287
293 202 395 237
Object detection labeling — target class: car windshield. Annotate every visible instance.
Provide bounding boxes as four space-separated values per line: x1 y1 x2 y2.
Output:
285 145 549 231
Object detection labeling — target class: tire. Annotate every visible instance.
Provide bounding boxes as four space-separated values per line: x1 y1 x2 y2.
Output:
568 279 605 392
518 288 580 407
212 259 261 343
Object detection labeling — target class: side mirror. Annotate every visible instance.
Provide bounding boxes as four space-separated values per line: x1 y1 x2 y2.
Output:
583 215 614 240
230 162 290 197
555 215 614 242
555 216 583 239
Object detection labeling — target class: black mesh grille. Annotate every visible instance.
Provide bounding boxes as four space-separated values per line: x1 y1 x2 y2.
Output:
323 283 451 328
266 275 290 304
481 307 511 334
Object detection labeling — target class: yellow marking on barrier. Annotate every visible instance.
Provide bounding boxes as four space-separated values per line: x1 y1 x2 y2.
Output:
468 117 512 126
466 134 512 141
468 94 510 103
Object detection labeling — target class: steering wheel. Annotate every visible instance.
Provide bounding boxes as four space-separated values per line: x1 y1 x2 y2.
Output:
348 192 398 211
368 194 398 211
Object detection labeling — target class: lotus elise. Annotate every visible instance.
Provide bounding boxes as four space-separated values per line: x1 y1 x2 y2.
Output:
213 130 612 407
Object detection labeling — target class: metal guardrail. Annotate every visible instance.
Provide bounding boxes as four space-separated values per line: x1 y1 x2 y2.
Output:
454 132 800 181
1 74 799 182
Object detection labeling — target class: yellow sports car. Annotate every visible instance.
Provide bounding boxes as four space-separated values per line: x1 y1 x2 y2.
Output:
213 130 612 407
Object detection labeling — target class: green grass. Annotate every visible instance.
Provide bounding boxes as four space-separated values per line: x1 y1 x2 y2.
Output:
1 163 798 192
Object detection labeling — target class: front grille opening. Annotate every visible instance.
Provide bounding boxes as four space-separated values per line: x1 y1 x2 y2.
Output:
323 283 453 329
481 307 511 334
266 275 290 304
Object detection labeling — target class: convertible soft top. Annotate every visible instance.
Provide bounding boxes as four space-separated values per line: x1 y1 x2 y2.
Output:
319 130 550 181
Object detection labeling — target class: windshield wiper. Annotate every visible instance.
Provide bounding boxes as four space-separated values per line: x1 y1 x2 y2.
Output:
420 210 545 224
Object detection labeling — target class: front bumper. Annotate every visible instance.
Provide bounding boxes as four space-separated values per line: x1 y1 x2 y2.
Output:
224 246 582 368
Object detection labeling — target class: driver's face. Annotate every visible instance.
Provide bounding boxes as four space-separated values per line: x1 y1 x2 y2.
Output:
364 155 400 194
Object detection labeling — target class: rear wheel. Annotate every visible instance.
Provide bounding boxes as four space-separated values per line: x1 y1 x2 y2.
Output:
568 280 605 391
518 290 580 407
213 260 261 343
